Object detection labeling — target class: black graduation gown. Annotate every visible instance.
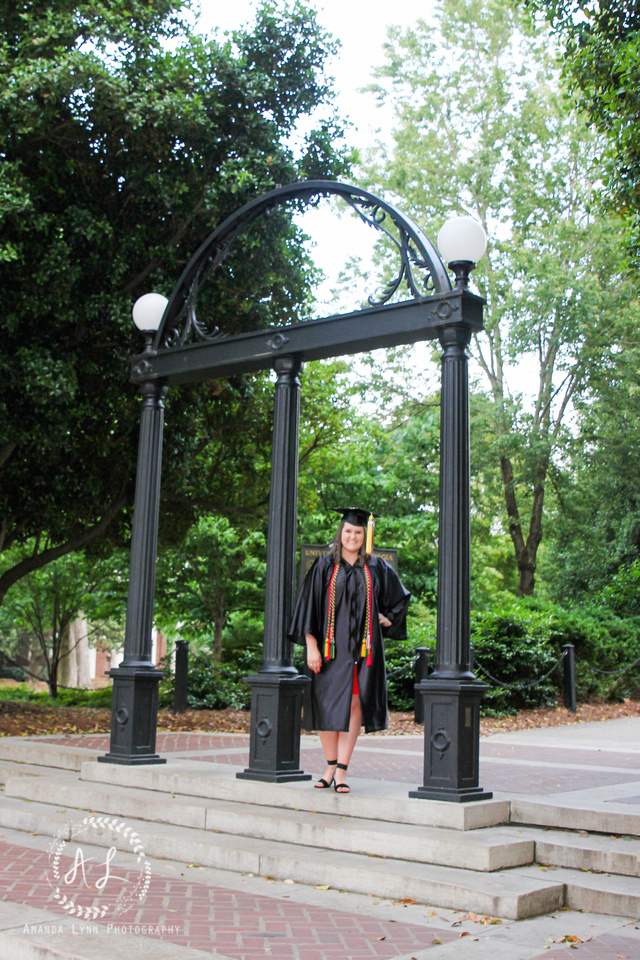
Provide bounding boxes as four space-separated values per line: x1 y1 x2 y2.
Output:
288 554 411 734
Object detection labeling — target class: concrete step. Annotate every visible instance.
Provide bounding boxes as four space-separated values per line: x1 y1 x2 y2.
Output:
2 772 534 872
0 759 71 785
0 739 89 771
511 798 640 838
80 758 510 831
0 793 563 920
513 864 640 919
513 825 640 878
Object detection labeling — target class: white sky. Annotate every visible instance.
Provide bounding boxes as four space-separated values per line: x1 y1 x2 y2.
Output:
197 0 438 315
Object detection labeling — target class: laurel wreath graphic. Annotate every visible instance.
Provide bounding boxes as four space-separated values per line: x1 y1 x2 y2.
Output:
47 815 151 920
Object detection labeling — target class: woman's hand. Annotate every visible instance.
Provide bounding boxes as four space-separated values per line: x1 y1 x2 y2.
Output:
306 634 322 674
378 613 392 628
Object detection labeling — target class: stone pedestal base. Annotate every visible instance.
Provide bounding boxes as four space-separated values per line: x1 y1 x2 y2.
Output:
99 666 166 766
236 673 311 783
409 679 492 802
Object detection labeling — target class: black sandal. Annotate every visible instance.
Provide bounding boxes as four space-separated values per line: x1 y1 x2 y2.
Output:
333 762 350 793
315 759 337 788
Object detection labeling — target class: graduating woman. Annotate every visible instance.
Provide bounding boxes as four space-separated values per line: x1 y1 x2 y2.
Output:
288 509 410 793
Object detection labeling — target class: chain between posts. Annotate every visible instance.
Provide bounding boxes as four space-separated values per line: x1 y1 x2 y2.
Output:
585 654 640 677
472 651 567 692
386 654 419 679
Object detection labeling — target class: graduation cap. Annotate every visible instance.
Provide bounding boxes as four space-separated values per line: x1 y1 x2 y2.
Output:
333 507 370 526
333 508 375 553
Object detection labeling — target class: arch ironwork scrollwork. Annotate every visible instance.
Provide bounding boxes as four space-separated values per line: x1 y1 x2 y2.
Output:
154 180 451 351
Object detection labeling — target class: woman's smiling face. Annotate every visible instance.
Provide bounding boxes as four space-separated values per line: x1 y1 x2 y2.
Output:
341 522 365 554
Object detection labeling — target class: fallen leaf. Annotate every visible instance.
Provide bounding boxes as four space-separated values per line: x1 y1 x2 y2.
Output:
314 884 330 890
283 879 295 884
459 931 471 937
394 898 418 904
376 936 386 941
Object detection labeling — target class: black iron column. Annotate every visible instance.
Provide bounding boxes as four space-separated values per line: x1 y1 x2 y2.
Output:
100 378 167 765
237 355 310 782
410 321 491 801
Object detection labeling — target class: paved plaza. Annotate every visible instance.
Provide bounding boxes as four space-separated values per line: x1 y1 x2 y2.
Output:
0 717 639 959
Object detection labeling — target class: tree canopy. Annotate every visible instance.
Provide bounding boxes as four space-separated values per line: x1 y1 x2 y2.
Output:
0 0 350 602
357 0 640 595
527 0 640 265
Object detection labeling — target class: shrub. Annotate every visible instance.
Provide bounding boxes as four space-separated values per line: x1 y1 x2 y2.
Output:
0 684 112 707
159 646 263 710
471 603 563 714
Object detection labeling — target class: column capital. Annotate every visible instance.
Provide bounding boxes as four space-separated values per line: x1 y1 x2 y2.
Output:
438 323 472 353
274 354 304 379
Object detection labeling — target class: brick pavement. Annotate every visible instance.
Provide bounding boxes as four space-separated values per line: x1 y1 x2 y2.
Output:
26 731 640 797
0 839 459 958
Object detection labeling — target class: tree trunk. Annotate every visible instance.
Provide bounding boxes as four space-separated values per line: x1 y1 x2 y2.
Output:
500 455 549 597
47 634 60 698
213 614 224 663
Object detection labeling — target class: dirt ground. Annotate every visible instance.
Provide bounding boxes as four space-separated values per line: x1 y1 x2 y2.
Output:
0 698 638 738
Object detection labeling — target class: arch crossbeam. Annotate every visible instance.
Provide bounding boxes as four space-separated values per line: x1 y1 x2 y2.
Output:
132 294 482 386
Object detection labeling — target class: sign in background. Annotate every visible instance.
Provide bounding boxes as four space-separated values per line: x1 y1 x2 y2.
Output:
299 545 399 586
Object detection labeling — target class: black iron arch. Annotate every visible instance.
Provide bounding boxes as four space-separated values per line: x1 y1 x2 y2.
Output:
155 179 452 352
108 179 490 804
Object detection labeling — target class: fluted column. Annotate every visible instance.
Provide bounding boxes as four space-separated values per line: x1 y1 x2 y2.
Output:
410 318 490 802
432 325 474 680
262 356 302 672
100 378 166 766
237 355 310 782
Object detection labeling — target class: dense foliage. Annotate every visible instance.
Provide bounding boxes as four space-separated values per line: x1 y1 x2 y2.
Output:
0 0 350 602
357 0 640 598
528 0 640 266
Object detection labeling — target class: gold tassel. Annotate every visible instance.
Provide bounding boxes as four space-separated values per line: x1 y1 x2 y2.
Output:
365 513 375 554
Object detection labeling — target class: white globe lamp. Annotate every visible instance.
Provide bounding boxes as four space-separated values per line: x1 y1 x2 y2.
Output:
132 293 168 334
437 216 487 288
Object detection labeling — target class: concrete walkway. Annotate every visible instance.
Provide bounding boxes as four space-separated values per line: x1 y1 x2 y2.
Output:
0 717 639 959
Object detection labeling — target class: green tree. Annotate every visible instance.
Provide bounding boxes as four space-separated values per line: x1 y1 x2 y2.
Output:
0 0 350 603
527 0 640 266
297 351 442 602
360 0 638 596
540 340 640 599
155 515 266 661
0 549 111 696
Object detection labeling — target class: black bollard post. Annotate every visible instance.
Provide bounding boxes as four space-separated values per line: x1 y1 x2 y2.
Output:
563 643 577 713
174 640 189 714
414 648 430 724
